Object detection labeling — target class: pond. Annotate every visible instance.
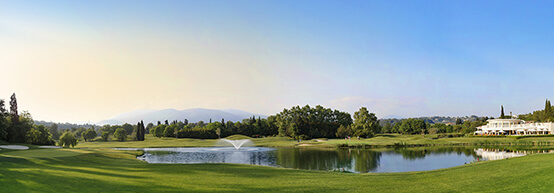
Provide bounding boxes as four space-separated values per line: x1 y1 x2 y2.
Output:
115 147 551 173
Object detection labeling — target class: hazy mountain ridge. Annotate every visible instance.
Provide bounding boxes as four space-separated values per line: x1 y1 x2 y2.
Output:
97 108 267 125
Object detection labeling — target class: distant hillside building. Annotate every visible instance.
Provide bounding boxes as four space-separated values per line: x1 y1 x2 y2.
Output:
474 119 554 135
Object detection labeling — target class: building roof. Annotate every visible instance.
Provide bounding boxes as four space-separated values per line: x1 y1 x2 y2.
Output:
487 119 521 123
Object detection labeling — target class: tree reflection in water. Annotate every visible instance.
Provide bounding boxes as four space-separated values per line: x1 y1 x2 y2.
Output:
133 147 495 173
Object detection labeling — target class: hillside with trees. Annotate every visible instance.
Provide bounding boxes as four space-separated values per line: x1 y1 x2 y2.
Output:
4 92 554 145
518 99 554 122
0 93 55 145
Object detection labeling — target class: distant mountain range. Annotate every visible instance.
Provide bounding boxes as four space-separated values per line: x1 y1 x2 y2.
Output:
97 108 267 125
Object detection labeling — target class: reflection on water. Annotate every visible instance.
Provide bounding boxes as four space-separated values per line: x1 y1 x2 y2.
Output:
474 148 554 161
135 147 275 165
117 147 502 173
475 148 526 160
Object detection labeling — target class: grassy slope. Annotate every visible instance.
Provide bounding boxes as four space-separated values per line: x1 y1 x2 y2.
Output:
1 147 554 192
75 134 554 148
75 135 300 148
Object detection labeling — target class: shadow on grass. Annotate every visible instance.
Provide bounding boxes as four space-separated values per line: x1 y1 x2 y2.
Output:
377 134 397 138
0 153 347 193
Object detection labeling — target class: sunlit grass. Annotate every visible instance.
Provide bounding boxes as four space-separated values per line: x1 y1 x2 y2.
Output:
76 134 554 148
2 147 554 192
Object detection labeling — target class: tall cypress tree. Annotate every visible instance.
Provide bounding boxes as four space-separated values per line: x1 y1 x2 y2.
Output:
500 105 505 118
140 120 145 141
545 99 552 122
136 121 141 141
8 93 20 143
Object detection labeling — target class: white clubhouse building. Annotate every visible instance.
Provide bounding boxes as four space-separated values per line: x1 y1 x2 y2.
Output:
474 119 554 135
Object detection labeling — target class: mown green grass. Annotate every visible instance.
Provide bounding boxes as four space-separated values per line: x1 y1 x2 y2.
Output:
2 146 554 192
76 134 554 148
76 135 300 148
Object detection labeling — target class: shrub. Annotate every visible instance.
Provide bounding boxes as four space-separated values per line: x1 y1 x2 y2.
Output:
101 131 109 141
59 132 78 148
114 128 127 142
27 125 56 145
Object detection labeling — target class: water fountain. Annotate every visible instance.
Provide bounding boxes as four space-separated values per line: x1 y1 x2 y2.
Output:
217 139 254 150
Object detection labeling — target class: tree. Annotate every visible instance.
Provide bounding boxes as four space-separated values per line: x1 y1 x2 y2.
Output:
146 123 154 134
9 93 18 123
49 123 60 140
59 132 78 148
27 125 55 145
8 110 33 143
352 107 380 138
381 122 392 134
163 125 176 138
99 125 115 135
122 123 134 135
151 125 166 138
545 99 553 121
82 128 97 142
114 128 127 142
455 118 463 125
7 94 33 143
134 121 145 141
0 99 8 142
500 105 505 118
272 105 353 139
216 128 221 138
335 125 351 138
140 120 145 141
101 131 110 141
73 127 86 139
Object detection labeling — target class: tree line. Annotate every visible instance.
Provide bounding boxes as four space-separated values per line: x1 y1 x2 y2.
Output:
146 105 380 140
380 117 489 136
4 92 554 145
518 99 554 122
0 93 56 145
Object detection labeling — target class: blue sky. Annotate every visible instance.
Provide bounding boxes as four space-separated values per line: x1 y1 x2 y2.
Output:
1 0 553 123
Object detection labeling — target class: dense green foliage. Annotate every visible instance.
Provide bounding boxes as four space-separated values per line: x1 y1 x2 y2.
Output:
81 128 97 141
114 128 127 142
519 99 554 122
27 125 56 145
147 115 277 139
380 115 484 126
134 120 145 141
3 94 34 143
382 117 487 136
101 131 110 141
351 107 380 138
34 120 97 130
48 123 60 140
393 118 427 135
122 123 134 135
0 100 8 142
58 131 78 147
1 94 59 144
273 105 353 139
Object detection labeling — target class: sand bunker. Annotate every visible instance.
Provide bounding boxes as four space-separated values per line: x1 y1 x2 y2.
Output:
0 145 29 150
38 146 62 149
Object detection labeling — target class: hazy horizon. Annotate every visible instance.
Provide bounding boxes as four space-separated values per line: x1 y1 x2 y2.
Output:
2 1 554 123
